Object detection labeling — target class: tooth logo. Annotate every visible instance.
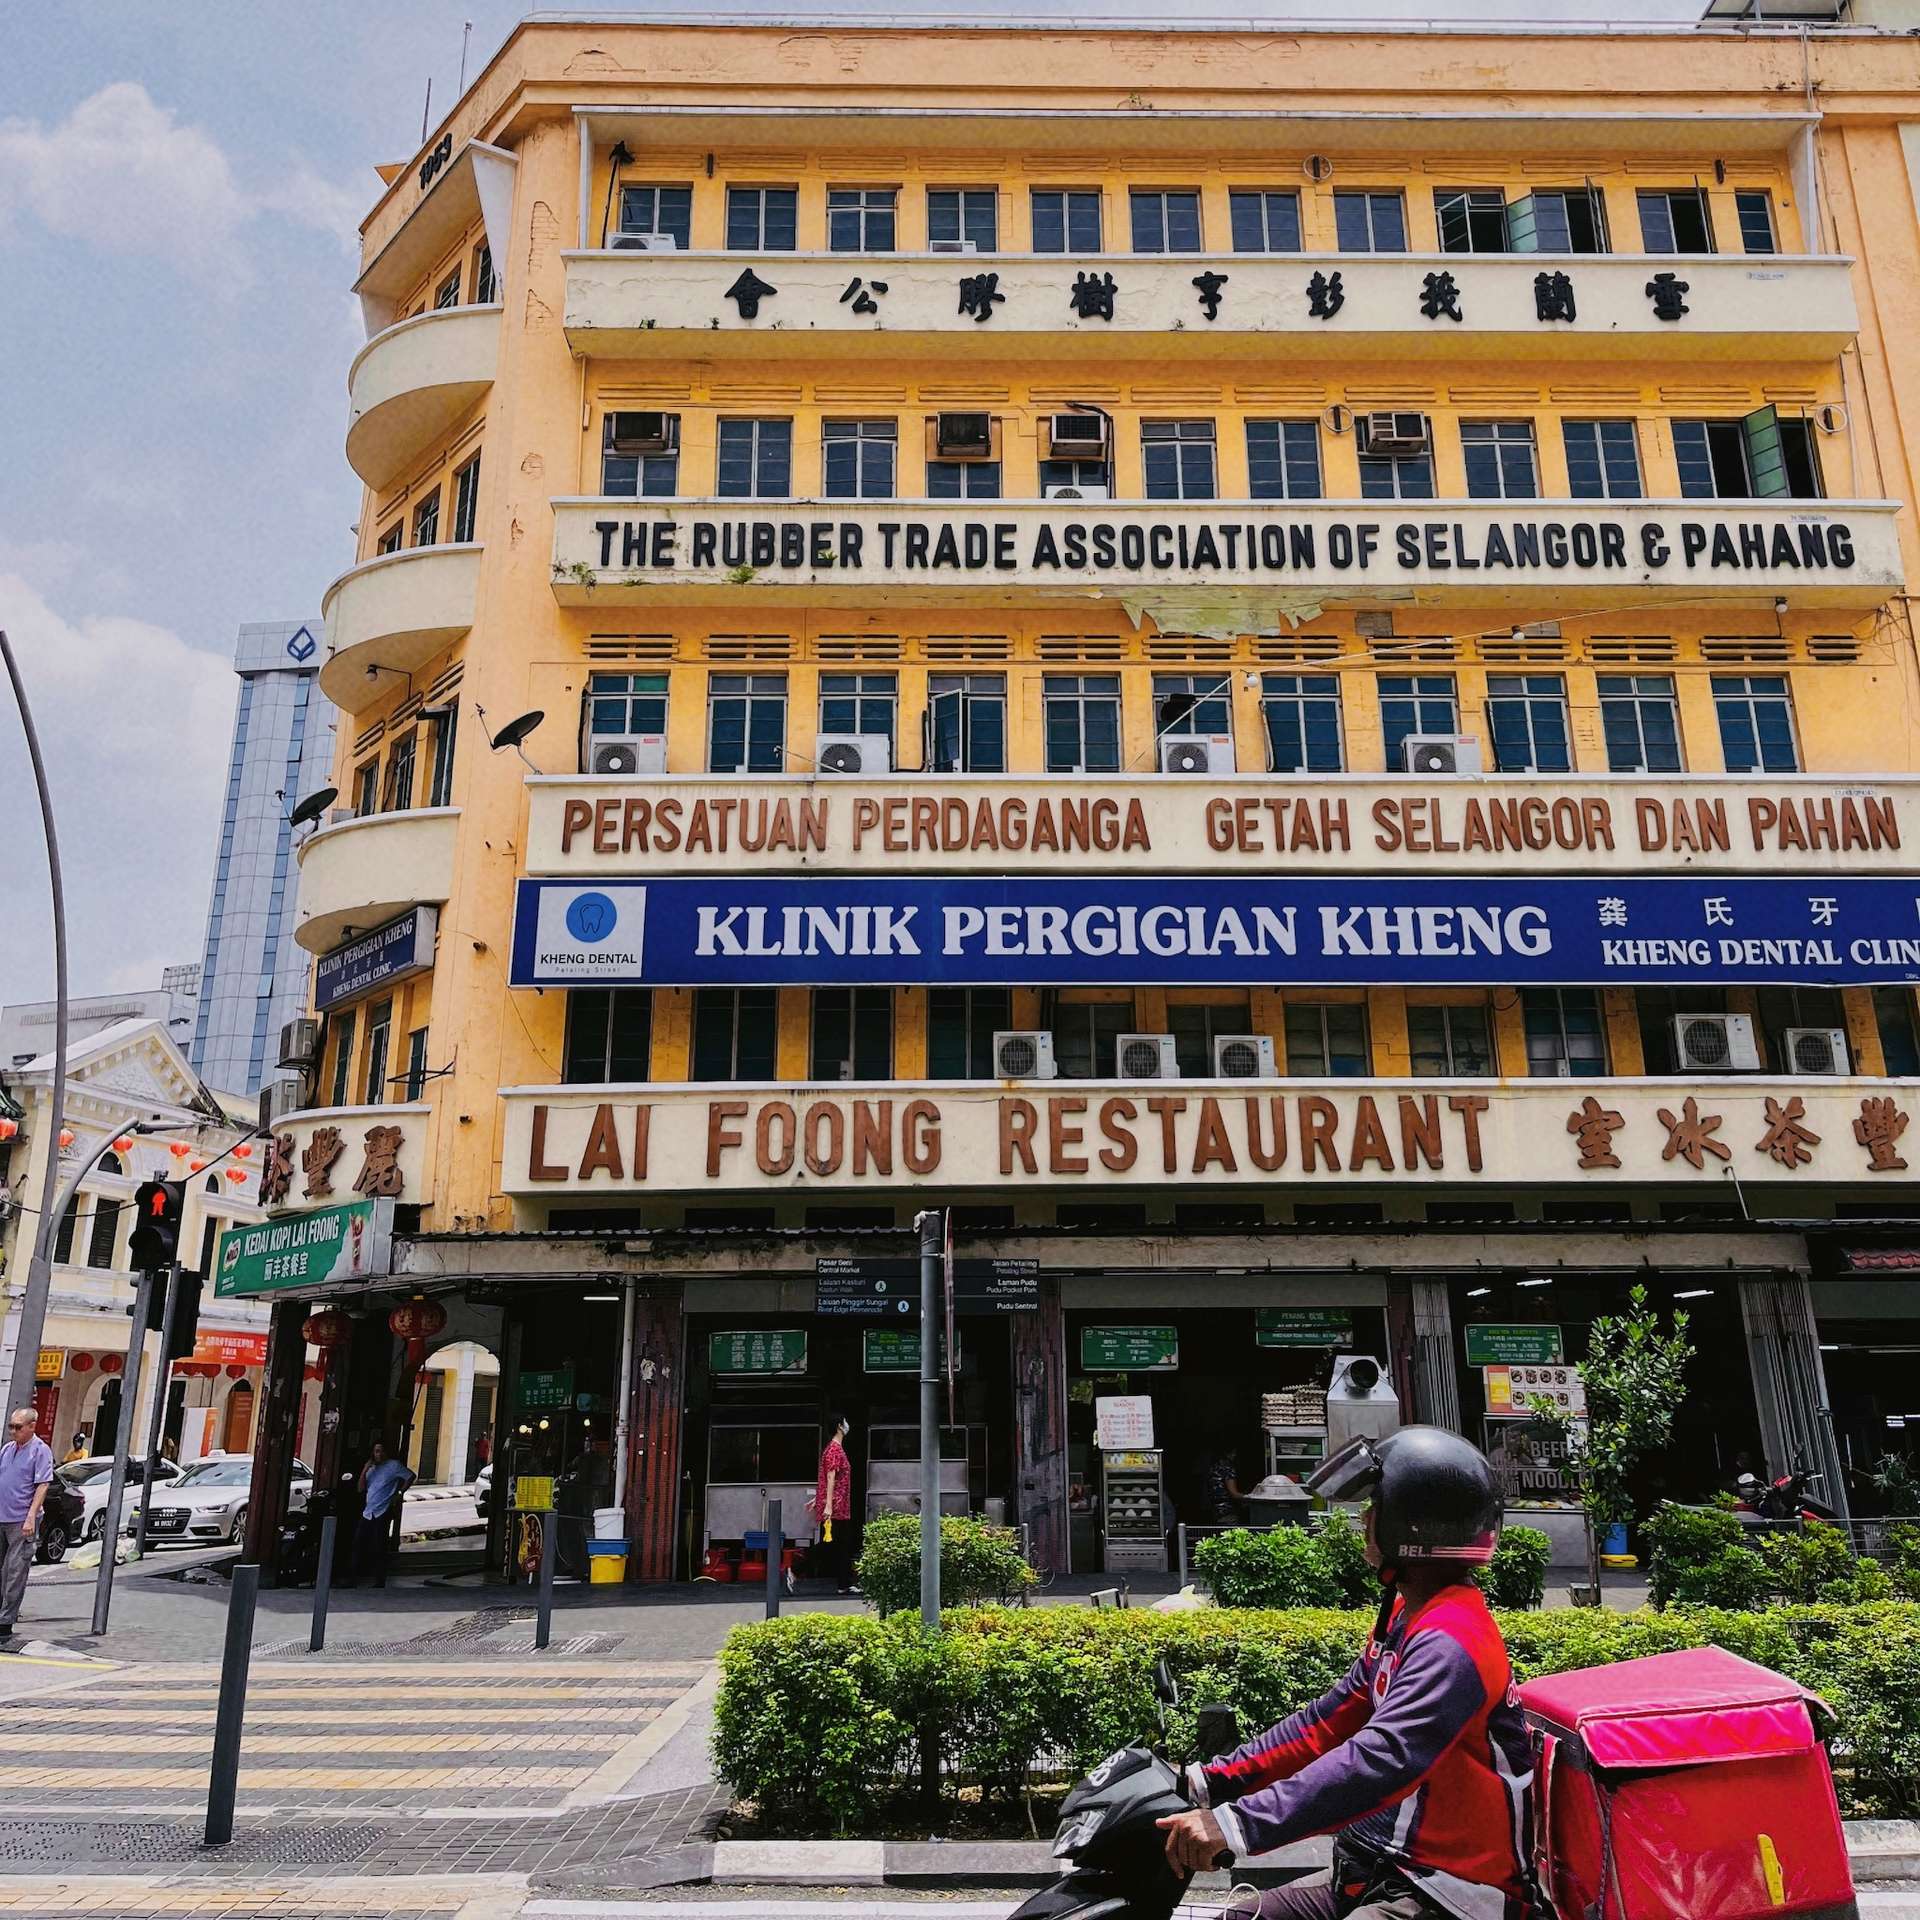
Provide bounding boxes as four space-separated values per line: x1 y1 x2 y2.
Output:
565 892 619 943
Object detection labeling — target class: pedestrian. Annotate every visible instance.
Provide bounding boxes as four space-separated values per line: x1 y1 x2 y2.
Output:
349 1439 415 1588
807 1415 857 1594
0 1409 54 1640
64 1428 91 1464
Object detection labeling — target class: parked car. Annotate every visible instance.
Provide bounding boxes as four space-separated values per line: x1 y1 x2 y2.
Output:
128 1457 312 1547
58 1455 186 1542
475 1460 493 1521
37 1470 86 1564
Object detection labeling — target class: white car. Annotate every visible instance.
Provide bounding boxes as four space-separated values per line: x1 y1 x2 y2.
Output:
128 1456 312 1547
60 1455 187 1541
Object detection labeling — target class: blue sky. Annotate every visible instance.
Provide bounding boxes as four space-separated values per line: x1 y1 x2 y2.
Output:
0 0 1702 1009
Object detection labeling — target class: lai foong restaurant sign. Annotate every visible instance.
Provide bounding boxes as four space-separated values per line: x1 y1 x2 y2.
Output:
512 875 1920 989
214 1197 395 1298
316 907 437 1014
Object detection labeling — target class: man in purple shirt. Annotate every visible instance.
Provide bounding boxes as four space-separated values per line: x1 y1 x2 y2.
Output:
0 1409 54 1639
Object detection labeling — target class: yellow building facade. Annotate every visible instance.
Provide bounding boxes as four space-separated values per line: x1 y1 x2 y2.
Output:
253 15 1920 1580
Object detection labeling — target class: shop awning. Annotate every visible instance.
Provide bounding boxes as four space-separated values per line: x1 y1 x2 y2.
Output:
1839 1247 1920 1272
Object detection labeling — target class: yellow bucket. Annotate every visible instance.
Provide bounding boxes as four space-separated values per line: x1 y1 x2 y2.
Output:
588 1545 628 1584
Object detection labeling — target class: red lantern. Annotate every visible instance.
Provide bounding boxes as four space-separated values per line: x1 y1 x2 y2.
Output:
302 1308 350 1349
0 1119 16 1144
57 1128 74 1150
168 1140 192 1159
225 1363 249 1379
69 1353 94 1373
112 1135 134 1154
224 1166 247 1185
231 1143 253 1160
99 1354 123 1375
388 1296 448 1372
189 1160 207 1174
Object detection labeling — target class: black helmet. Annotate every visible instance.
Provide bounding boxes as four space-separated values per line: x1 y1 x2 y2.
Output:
1307 1426 1502 1568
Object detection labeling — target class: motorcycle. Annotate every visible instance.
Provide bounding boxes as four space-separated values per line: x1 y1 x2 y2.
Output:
1009 1657 1241 1920
1734 1450 1838 1526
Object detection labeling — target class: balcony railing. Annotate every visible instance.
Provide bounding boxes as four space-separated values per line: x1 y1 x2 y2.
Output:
294 806 459 954
346 304 500 490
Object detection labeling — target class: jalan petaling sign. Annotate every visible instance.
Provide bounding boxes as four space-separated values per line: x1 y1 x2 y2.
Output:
316 906 438 1013
511 876 1920 989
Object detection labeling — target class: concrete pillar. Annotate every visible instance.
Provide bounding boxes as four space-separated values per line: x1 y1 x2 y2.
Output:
1011 1275 1069 1577
444 1343 478 1486
623 1284 686 1581
243 1299 309 1580
1739 1272 1849 1524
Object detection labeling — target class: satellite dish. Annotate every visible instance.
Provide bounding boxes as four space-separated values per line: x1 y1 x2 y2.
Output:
287 786 338 828
489 710 544 752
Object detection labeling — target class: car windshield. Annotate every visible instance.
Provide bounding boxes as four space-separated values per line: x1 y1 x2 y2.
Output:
176 1461 251 1487
58 1461 111 1487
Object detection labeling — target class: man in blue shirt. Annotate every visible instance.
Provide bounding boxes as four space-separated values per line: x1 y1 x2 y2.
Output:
350 1439 415 1587
0 1409 54 1638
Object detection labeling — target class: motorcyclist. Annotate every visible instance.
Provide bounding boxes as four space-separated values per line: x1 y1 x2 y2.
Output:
1156 1427 1537 1920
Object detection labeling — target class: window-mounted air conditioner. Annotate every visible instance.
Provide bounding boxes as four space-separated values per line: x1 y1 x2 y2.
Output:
1671 1013 1761 1074
1213 1034 1279 1080
933 411 995 459
1159 735 1235 775
1401 734 1483 775
1046 413 1111 460
257 1079 307 1133
1116 1034 1179 1080
608 411 677 455
276 1018 320 1070
1783 1027 1850 1077
1043 483 1110 501
612 231 680 252
929 238 980 254
993 1030 1057 1080
589 733 667 776
815 733 892 775
1361 411 1430 456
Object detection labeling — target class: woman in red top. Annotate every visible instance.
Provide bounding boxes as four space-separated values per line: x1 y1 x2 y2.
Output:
810 1416 857 1594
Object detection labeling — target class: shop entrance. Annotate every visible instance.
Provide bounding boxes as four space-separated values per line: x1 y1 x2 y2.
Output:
503 1299 623 1579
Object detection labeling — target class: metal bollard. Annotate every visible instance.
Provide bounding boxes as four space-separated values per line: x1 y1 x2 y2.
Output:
1177 1523 1188 1591
534 1513 557 1650
308 1514 337 1654
765 1499 783 1620
204 1563 260 1846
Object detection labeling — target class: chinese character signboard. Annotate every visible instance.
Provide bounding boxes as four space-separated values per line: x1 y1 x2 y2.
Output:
1080 1326 1179 1372
35 1350 62 1383
1255 1309 1355 1348
708 1329 808 1376
1465 1324 1566 1367
214 1199 394 1297
862 1328 958 1373
191 1331 270 1368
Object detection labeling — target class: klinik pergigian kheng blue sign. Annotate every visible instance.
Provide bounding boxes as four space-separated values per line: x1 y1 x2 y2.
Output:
511 877 1920 989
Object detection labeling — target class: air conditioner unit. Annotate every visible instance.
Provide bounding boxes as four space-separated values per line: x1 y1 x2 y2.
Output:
934 411 995 459
929 238 979 254
257 1079 306 1133
590 734 667 775
1783 1027 1850 1077
277 1018 320 1070
1671 1013 1761 1074
1043 483 1110 501
1116 1033 1179 1080
1401 734 1484 775
1047 413 1111 460
1159 735 1235 775
1361 410 1431 456
993 1030 1057 1080
612 231 679 252
608 411 677 455
815 733 892 775
1213 1034 1278 1080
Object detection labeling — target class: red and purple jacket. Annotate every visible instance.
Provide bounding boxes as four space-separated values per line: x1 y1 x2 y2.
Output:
1193 1584 1536 1920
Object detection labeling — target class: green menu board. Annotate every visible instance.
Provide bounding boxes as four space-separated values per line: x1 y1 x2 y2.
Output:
1465 1324 1565 1367
708 1329 809 1375
1079 1325 1179 1371
1255 1309 1355 1348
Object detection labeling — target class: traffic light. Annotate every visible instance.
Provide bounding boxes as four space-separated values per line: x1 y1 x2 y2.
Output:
128 1179 185 1272
166 1268 203 1361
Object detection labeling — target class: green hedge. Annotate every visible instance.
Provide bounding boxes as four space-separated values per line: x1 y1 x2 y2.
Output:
855 1513 1038 1617
1192 1520 1550 1612
713 1601 1920 1832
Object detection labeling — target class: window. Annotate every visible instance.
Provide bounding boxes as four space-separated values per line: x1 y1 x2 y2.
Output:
708 674 787 773
828 188 896 252
929 987 1011 1079
382 729 417 811
1637 187 1714 254
1333 191 1406 252
927 460 1002 499
1285 1003 1369 1077
375 522 403 556
823 419 896 499
691 988 778 1080
928 674 1005 772
1408 1003 1494 1077
1246 421 1321 500
425 704 459 807
819 673 897 760
1673 412 1820 500
1461 421 1539 500
451 455 481 543
584 672 668 766
1874 988 1920 1078
1598 674 1682 773
1142 420 1216 500
1169 997 1252 1077
1262 674 1344 773
1356 417 1434 499
618 184 692 248
1485 674 1571 773
1051 1000 1134 1079
1130 190 1202 252
1562 420 1642 500
1044 674 1123 772
1522 988 1606 1078
1511 188 1608 254
403 1028 430 1102
434 266 461 309
1379 674 1459 769
352 759 379 819
727 186 797 251
1229 189 1301 252
812 989 893 1080
52 1200 78 1266
363 1000 393 1105
86 1196 122 1270
411 489 440 547
1714 674 1800 774
1154 672 1232 738
1756 986 1846 1074
602 412 679 497
1735 190 1777 256
565 989 653 1082
471 240 496 303
1435 188 1509 253
927 188 997 251
716 418 792 499
1031 188 1101 253
326 1010 357 1108
1039 458 1110 495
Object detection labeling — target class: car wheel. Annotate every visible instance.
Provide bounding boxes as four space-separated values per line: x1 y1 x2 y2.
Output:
85 1512 106 1541
228 1506 249 1545
37 1522 69 1565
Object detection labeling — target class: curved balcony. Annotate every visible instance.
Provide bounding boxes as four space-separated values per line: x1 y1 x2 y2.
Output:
318 544 480 707
346 304 499 490
294 806 459 954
